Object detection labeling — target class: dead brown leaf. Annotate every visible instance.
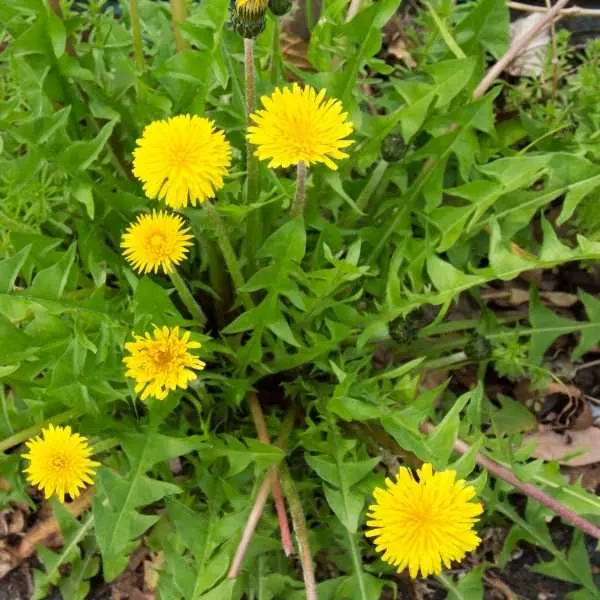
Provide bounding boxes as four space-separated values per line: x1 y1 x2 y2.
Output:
540 291 580 308
143 551 164 592
16 487 93 561
482 288 530 306
525 426 600 466
387 37 416 68
515 381 593 431
280 31 313 72
481 288 579 308
563 462 600 494
0 504 27 538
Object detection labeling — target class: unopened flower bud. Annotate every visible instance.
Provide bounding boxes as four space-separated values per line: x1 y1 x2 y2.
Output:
231 4 266 38
269 0 292 16
465 334 492 361
381 134 405 163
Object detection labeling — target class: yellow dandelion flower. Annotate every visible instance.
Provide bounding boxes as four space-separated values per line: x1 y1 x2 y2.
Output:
123 326 205 401
365 463 483 578
22 425 99 503
132 115 232 209
247 83 354 170
235 0 268 14
121 210 193 275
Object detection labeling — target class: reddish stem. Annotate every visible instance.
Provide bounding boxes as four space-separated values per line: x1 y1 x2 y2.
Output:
248 393 294 556
422 422 600 541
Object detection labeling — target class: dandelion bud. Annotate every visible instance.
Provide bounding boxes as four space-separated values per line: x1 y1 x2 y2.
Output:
269 0 292 16
389 312 420 345
231 0 268 38
231 8 266 38
380 134 405 163
465 334 492 361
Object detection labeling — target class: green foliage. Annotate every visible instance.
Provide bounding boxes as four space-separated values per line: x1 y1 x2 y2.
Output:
33 504 95 600
0 0 599 597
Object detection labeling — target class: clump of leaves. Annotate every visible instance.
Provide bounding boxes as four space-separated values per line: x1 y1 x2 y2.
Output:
0 0 599 599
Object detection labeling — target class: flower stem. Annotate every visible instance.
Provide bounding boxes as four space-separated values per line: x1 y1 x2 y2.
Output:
348 531 368 600
244 38 259 206
248 392 294 557
244 38 256 116
204 202 254 311
270 18 281 84
280 464 317 600
305 0 314 31
129 0 144 70
228 474 273 579
170 0 188 52
228 410 295 579
244 38 262 267
291 161 307 218
168 268 207 327
0 409 81 454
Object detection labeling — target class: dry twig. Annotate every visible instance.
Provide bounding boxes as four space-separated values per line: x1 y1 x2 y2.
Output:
509 1 600 17
474 0 570 99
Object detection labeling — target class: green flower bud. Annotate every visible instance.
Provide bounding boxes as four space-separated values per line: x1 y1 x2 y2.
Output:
465 334 492 361
231 6 266 38
389 312 420 345
269 0 292 16
380 134 405 163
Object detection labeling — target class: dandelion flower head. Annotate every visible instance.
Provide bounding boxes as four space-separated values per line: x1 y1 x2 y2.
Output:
121 210 193 275
247 84 354 170
132 115 231 209
235 0 268 15
366 463 483 578
124 326 205 401
23 425 99 503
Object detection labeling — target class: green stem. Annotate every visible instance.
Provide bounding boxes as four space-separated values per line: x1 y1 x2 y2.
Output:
344 160 388 226
305 0 314 31
348 531 368 600
170 0 188 52
244 37 256 118
270 17 281 85
204 239 230 327
0 409 81 453
205 202 254 311
168 268 207 327
244 38 261 268
245 37 259 205
129 0 144 70
291 161 307 218
280 464 317 600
